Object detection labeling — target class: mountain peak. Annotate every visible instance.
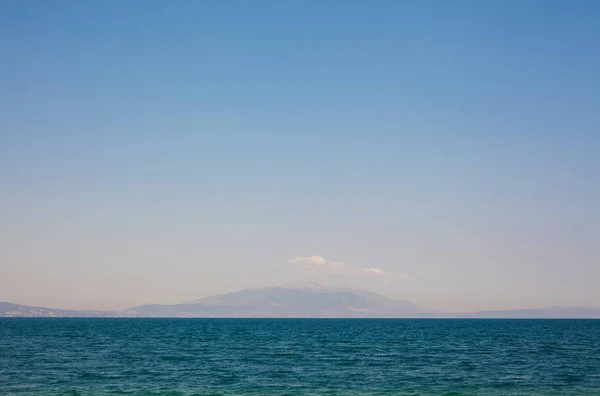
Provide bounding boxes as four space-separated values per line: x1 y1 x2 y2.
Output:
279 282 330 290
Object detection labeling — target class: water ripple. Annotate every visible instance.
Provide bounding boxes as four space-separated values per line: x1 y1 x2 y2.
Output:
1 319 599 395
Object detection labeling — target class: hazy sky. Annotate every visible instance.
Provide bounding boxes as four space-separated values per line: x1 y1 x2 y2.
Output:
1 1 599 312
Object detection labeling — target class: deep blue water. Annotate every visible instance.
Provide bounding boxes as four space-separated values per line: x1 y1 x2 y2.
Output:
1 319 600 395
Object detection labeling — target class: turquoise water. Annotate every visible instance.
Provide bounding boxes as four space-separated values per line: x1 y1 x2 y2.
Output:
1 319 599 395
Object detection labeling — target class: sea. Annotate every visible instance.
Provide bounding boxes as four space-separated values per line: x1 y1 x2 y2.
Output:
1 319 599 395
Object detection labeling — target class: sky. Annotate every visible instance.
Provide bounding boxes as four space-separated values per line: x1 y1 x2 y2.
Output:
1 1 599 312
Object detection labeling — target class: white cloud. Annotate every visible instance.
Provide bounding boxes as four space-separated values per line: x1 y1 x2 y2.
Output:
352 267 387 276
287 255 345 274
286 256 408 281
288 255 343 267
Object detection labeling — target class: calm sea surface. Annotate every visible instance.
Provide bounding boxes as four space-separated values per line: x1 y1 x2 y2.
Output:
1 319 599 395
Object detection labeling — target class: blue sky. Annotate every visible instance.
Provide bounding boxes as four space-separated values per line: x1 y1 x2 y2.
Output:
1 1 599 311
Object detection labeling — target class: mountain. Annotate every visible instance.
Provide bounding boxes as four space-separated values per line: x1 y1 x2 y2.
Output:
123 283 423 318
3 287 600 318
0 302 119 317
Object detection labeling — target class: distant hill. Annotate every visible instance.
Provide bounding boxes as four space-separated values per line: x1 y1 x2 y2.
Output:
458 307 600 319
0 302 118 318
123 283 423 318
3 286 600 318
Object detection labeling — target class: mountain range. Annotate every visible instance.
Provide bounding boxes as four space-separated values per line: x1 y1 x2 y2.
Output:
0 302 119 318
2 283 599 318
123 283 423 318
